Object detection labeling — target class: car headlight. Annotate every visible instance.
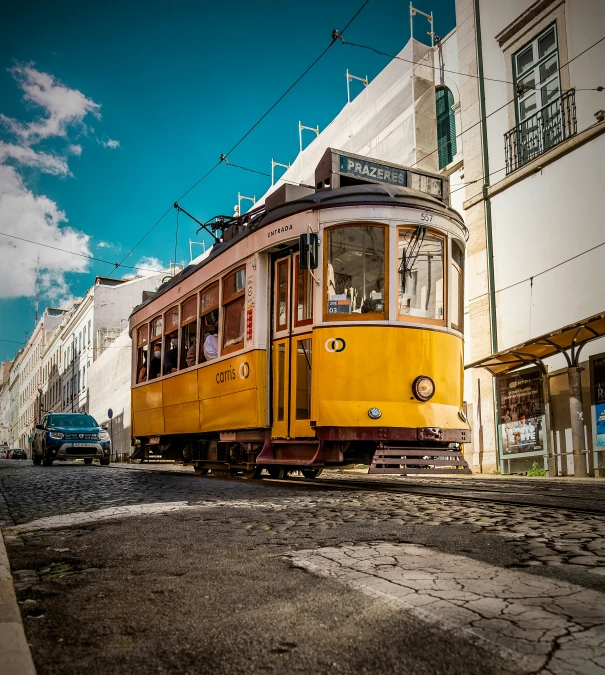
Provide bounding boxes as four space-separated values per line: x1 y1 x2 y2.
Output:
49 431 64 439
412 376 435 402
98 431 110 441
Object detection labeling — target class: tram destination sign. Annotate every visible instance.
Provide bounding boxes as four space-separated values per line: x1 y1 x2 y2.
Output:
315 148 449 205
338 154 407 187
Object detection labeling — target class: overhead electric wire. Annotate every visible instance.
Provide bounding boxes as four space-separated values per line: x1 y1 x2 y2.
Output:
112 0 370 277
224 161 314 189
339 37 604 93
0 232 165 274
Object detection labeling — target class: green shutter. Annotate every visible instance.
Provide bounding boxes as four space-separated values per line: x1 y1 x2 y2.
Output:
436 87 457 170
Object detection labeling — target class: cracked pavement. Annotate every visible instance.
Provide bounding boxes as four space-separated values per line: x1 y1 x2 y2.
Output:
2 461 605 673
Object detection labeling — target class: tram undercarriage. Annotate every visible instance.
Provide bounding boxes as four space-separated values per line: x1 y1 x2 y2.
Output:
132 430 471 477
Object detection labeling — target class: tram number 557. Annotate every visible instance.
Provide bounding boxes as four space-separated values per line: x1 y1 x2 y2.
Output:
420 212 433 223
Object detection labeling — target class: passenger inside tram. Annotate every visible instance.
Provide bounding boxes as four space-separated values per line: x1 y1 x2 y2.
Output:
203 313 219 361
149 343 162 379
164 333 178 374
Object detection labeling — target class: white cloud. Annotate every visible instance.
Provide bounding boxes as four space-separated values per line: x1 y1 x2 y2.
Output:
0 142 70 175
122 256 166 280
0 64 102 303
101 139 120 149
0 64 101 142
0 164 91 300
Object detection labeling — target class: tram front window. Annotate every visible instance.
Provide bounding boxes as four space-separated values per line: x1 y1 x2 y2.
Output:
397 228 445 325
326 225 386 319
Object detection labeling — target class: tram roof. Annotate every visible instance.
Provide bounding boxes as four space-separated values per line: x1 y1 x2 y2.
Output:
132 183 465 315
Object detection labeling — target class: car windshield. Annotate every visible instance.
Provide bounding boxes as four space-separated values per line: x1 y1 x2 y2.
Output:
48 414 98 428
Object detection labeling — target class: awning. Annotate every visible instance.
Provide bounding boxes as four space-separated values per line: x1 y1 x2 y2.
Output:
465 311 605 376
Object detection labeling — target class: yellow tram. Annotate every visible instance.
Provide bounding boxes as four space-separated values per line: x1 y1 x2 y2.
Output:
129 149 471 476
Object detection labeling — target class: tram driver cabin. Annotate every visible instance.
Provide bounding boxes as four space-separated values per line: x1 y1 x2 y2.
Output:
129 149 471 477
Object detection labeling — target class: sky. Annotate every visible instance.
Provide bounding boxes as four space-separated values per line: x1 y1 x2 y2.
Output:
0 0 456 361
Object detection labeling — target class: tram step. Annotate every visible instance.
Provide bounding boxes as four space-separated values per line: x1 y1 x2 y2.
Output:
369 446 472 475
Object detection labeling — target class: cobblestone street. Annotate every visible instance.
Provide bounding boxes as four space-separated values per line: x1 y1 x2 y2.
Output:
2 461 605 674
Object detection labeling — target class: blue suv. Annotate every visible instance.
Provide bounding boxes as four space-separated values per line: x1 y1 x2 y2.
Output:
33 413 111 466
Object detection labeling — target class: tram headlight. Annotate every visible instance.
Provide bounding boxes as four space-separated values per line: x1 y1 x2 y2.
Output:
412 376 435 402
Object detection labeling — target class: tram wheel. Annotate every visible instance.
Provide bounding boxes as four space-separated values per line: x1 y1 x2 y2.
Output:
301 468 323 479
194 467 209 476
240 467 262 480
267 467 286 479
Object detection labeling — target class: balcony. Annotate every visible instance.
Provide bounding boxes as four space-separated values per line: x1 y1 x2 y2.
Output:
504 89 577 175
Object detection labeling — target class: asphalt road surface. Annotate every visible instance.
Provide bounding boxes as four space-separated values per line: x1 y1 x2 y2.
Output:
2 460 605 675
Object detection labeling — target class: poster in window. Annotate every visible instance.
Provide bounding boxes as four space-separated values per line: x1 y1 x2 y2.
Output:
497 368 546 456
592 356 605 448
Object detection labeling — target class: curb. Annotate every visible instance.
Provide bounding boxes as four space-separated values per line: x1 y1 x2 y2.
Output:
0 530 37 675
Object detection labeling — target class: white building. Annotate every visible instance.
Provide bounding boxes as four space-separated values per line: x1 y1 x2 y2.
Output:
455 0 605 475
0 360 12 446
88 329 133 460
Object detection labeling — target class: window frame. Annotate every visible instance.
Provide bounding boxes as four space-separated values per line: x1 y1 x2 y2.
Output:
512 22 560 128
276 258 290 332
199 282 220 363
436 85 457 169
323 223 389 322
294 253 313 328
450 238 464 334
179 293 199 371
396 226 447 327
221 266 246 355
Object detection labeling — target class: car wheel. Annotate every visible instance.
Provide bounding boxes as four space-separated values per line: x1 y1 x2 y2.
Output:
84 458 93 465
100 457 110 466
33 454 42 466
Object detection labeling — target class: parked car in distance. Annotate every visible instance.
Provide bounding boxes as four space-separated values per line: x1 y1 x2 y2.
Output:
32 413 111 466
10 449 27 460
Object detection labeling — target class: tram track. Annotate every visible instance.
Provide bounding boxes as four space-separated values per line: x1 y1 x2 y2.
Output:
105 464 605 516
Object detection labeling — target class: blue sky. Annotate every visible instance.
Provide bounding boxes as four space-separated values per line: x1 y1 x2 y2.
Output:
0 0 455 361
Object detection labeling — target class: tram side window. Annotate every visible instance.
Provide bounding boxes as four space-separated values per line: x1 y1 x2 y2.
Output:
180 296 198 369
295 254 313 326
397 228 445 325
222 267 246 353
451 239 464 333
136 324 149 383
149 316 163 379
200 283 219 362
164 306 179 375
326 225 386 319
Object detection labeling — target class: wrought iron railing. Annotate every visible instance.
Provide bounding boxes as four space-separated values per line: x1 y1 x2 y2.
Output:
504 89 577 174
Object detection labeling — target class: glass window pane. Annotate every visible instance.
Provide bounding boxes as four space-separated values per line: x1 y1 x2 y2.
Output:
277 343 285 422
295 339 312 420
165 307 178 334
277 260 288 329
223 268 246 303
518 70 536 95
201 284 219 313
542 80 560 106
181 296 197 325
398 230 444 322
516 45 534 76
151 317 163 339
538 28 556 59
223 296 245 349
539 54 557 84
137 324 148 347
519 93 537 121
326 226 386 317
180 322 197 369
296 261 313 324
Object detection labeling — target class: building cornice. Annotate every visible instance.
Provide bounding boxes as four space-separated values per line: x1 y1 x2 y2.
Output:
495 0 562 47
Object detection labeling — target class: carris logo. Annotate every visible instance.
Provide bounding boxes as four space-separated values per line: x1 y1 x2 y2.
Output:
216 367 236 384
239 362 250 380
267 224 293 239
325 338 346 353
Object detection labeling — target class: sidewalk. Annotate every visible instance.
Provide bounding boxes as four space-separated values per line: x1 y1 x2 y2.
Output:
0 531 36 675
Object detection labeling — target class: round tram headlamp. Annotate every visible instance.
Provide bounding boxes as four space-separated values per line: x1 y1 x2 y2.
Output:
412 376 435 402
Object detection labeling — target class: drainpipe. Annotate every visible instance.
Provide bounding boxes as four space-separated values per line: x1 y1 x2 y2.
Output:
473 0 498 355
474 0 501 472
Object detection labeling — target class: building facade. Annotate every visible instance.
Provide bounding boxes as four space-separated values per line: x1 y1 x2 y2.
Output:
455 0 605 475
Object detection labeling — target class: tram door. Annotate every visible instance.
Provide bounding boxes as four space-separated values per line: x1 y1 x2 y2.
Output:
272 251 314 438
